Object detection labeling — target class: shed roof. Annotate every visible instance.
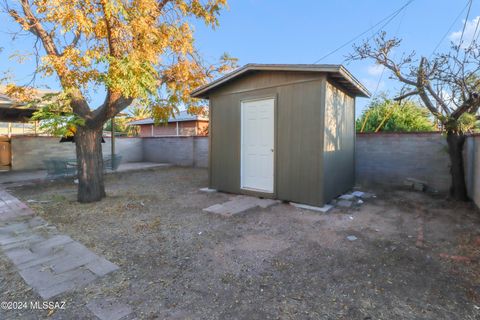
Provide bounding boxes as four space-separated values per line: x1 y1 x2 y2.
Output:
191 64 371 99
128 110 208 126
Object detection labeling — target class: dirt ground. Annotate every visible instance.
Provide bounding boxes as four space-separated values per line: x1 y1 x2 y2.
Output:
2 167 480 319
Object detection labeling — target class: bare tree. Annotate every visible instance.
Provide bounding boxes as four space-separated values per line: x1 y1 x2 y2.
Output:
349 32 480 201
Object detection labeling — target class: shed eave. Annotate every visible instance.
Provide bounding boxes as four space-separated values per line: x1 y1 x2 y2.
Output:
337 66 371 98
190 64 371 99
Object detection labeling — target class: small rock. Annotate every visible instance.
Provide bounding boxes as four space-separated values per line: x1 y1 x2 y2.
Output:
357 199 364 204
347 235 358 241
26 199 50 204
413 183 425 192
405 177 427 192
337 200 353 208
439 253 472 263
339 194 355 200
349 216 354 220
474 236 480 247
351 191 365 197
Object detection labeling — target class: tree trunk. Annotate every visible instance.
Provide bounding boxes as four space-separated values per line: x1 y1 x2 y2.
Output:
446 131 468 201
75 125 106 203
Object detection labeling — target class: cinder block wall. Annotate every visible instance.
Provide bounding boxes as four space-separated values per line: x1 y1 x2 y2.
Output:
142 136 208 168
11 136 76 170
9 134 480 208
193 137 208 168
102 137 143 163
355 133 451 192
10 136 143 170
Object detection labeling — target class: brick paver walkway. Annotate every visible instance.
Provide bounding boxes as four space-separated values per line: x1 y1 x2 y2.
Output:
0 188 121 304
0 188 34 221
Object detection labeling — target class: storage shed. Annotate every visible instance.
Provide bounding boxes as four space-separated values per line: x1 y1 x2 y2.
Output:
191 64 370 207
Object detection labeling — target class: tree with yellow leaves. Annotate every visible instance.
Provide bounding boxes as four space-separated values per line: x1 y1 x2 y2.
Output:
4 0 236 202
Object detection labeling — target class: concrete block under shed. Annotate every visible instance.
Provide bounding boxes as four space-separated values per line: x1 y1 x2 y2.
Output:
404 178 427 192
290 202 333 213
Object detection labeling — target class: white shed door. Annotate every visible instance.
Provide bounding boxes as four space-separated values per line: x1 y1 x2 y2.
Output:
241 98 275 193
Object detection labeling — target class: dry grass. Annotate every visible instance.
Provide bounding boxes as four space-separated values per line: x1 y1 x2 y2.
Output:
1 166 480 319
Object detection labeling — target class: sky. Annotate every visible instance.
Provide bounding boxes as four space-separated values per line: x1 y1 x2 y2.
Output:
1 0 479 118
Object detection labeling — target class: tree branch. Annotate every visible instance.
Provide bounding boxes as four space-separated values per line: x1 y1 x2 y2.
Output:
68 29 81 49
93 0 134 124
452 93 480 119
92 94 133 124
17 0 59 56
415 57 440 116
393 90 419 101
157 0 172 12
425 82 451 115
8 0 91 119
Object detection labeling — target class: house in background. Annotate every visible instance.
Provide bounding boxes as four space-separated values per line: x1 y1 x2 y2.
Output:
128 110 209 137
0 89 49 170
0 93 41 137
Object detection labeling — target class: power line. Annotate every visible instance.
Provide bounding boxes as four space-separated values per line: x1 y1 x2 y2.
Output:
430 0 470 56
372 9 408 98
457 0 473 49
471 15 480 44
312 0 415 64
453 0 473 66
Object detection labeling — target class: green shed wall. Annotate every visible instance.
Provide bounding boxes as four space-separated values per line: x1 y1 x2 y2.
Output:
208 71 356 207
322 81 356 202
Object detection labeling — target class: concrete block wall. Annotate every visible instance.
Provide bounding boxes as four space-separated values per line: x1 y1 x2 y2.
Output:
10 136 143 171
142 136 208 168
102 137 143 163
193 137 208 168
355 133 451 192
8 134 480 209
11 136 76 171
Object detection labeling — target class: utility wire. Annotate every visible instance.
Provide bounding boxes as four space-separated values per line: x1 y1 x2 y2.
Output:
457 0 473 50
471 15 480 43
453 0 473 67
430 0 470 56
372 9 408 98
312 0 414 64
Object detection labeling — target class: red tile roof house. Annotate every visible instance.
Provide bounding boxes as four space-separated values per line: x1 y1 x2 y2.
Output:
128 110 209 137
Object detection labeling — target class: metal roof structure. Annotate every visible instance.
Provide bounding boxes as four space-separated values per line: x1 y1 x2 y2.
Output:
0 94 37 123
0 88 58 123
191 64 371 99
128 110 208 126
